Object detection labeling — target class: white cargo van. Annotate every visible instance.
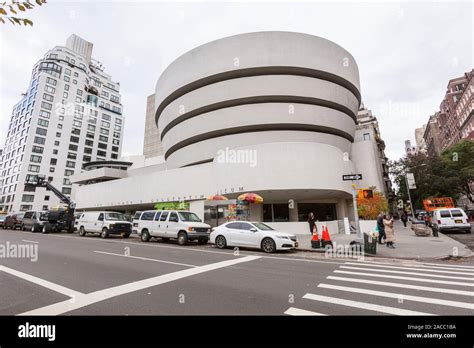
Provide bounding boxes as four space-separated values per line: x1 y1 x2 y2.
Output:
431 208 471 234
76 211 132 238
137 210 211 245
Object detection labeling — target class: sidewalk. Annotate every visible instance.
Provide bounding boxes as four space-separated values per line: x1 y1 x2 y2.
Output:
297 219 472 260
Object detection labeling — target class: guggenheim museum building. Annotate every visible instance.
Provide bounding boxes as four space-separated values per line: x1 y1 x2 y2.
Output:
72 31 391 234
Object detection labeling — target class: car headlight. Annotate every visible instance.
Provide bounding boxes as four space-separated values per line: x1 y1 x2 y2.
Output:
275 235 289 239
188 227 194 232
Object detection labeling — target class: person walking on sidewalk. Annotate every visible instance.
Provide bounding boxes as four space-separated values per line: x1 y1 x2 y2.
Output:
377 212 386 244
307 212 317 235
401 211 408 228
383 213 395 248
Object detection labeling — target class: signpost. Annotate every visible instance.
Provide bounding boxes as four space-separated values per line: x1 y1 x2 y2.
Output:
405 173 416 219
343 174 363 243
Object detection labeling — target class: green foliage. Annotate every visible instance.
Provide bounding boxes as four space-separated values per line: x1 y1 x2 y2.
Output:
0 0 47 26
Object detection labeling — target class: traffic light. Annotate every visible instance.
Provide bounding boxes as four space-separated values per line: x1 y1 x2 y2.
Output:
362 189 373 198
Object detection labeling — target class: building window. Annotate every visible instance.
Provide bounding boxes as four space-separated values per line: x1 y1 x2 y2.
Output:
70 136 79 143
46 77 57 86
64 75 70 82
36 127 47 136
53 149 58 155
297 203 337 221
30 155 42 163
42 205 48 210
49 167 55 173
62 187 72 195
45 195 50 201
87 124 96 131
363 133 371 141
263 204 290 222
39 110 50 119
111 153 118 159
56 132 61 138
32 146 44 154
63 178 71 185
85 140 93 147
37 119 49 127
102 113 111 121
97 150 106 157
83 155 91 162
50 158 57 165
99 135 108 142
66 161 75 168
71 128 81 135
69 144 78 151
98 142 107 149
20 205 33 211
41 101 52 110
73 120 82 127
84 147 92 154
28 164 40 172
64 170 74 176
43 93 54 102
34 136 45 145
54 140 60 146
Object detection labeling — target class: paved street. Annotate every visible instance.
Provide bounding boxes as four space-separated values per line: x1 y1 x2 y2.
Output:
443 223 474 251
1 229 473 316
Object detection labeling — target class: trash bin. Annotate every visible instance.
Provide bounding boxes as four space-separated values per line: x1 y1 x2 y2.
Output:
364 233 377 255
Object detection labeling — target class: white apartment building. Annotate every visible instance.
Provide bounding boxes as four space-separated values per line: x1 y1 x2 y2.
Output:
0 34 124 213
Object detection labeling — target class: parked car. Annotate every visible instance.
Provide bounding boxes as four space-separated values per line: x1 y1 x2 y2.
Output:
136 210 211 245
76 211 132 238
210 221 298 253
132 211 142 234
0 213 7 228
21 210 47 232
431 208 471 234
3 212 25 230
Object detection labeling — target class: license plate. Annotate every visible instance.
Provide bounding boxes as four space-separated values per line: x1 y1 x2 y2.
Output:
455 220 462 223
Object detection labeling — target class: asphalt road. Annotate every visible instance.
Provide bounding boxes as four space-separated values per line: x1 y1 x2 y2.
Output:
1 229 473 316
442 223 474 251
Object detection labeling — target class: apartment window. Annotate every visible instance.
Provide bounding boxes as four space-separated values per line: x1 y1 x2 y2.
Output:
41 101 52 110
363 133 371 141
66 161 75 168
77 89 83 96
97 150 106 157
70 136 79 143
64 84 70 91
22 194 34 202
64 76 70 82
110 95 120 103
100 128 109 135
63 178 71 185
112 146 119 152
88 117 97 124
83 155 91 162
32 146 43 154
101 121 110 128
54 140 60 146
45 195 50 201
34 136 45 145
73 120 82 127
69 144 78 152
50 158 57 165
85 140 93 147
56 132 61 138
65 68 71 76
57 124 62 129
73 79 77 85
71 128 81 135
115 118 122 124
87 124 96 131
112 139 120 145
101 90 109 97
74 72 78 77
114 125 121 131
30 155 42 163
62 187 72 195
28 164 40 172
46 77 57 86
37 119 49 127
64 92 69 98
84 147 92 154
64 170 74 176
36 127 47 136
67 152 77 160
49 167 55 173
53 149 58 155
98 143 107 149
102 114 111 121
39 110 50 119
99 135 108 142
44 85 55 93
111 153 118 159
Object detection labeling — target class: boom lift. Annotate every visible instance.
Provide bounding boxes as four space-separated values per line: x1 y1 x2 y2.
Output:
25 174 76 233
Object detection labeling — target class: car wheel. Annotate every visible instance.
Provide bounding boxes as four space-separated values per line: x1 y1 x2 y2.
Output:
21 224 26 231
177 232 188 246
215 235 227 249
31 225 36 232
42 224 51 234
141 229 151 242
101 228 109 239
79 226 86 236
198 238 208 245
261 237 276 253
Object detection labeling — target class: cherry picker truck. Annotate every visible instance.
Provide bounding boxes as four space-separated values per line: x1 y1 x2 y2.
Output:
25 174 76 233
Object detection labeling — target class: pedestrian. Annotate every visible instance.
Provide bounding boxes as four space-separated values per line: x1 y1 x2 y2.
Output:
401 211 408 228
376 212 386 244
383 213 395 248
307 212 317 235
424 214 430 226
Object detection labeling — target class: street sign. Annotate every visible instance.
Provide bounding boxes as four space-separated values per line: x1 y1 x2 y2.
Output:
406 172 416 189
343 174 363 181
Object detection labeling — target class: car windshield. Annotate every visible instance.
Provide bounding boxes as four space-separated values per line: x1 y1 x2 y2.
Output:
39 212 49 221
105 212 126 221
252 222 274 231
178 212 201 222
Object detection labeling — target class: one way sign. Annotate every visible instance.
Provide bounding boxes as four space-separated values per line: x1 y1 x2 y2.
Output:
342 174 363 181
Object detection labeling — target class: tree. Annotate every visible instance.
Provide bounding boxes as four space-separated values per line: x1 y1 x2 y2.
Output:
357 191 388 220
0 0 47 26
441 140 474 204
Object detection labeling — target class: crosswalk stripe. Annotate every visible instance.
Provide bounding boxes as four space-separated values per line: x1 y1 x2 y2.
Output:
420 262 474 270
340 266 474 281
334 270 474 286
327 276 474 296
317 283 474 309
350 260 474 272
344 262 474 275
303 293 434 315
284 307 327 316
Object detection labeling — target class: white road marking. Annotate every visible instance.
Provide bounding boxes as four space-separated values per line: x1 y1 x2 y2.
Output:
303 293 434 315
352 259 474 272
327 276 474 296
93 250 198 268
0 265 83 298
420 262 474 270
19 255 261 315
339 266 474 281
317 283 474 309
334 270 474 287
284 307 327 316
344 262 474 275
21 240 39 244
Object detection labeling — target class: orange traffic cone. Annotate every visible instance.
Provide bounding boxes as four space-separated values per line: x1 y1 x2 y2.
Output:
322 226 333 248
311 230 321 249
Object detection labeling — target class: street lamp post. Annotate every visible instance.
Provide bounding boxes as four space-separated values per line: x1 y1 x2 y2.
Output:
352 183 363 243
405 174 415 220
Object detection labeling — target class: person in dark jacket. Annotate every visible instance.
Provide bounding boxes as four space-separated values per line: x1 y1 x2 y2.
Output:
376 212 386 244
401 211 408 227
307 212 316 235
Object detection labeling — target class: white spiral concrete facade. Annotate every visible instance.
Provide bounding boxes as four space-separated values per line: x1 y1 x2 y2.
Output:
154 31 361 168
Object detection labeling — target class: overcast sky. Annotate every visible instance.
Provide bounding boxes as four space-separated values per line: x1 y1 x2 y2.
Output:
0 0 472 161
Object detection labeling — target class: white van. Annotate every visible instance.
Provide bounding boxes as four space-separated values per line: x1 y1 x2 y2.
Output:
76 211 132 238
431 208 471 234
137 210 211 245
